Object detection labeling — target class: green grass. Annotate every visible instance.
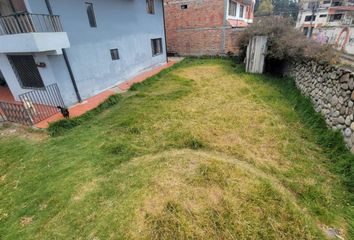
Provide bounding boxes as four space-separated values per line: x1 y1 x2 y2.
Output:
0 59 353 239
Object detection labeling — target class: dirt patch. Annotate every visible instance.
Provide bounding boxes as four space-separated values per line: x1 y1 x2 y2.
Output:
72 179 100 201
20 216 33 226
0 123 48 142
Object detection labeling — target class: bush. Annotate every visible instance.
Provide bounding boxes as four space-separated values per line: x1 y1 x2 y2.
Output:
237 16 338 64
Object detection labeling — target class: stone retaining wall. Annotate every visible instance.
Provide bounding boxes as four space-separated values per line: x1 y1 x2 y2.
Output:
285 61 354 151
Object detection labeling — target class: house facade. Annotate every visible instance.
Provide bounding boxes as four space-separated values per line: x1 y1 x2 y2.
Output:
296 0 354 55
164 0 255 56
0 0 167 107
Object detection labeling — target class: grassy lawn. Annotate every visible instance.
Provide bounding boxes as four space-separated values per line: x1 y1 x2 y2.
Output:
0 59 353 239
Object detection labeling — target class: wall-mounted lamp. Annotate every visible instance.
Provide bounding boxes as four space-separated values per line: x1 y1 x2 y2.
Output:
36 62 46 68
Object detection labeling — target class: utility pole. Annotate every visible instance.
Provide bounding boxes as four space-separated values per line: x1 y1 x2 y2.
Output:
307 1 318 38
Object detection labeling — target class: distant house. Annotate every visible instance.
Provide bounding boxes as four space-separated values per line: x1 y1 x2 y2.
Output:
296 0 354 55
164 0 255 56
0 0 167 108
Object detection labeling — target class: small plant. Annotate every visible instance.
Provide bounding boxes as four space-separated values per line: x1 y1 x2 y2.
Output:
183 136 205 150
128 127 141 134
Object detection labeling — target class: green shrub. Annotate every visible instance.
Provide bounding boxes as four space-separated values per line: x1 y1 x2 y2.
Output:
183 136 205 150
237 16 338 64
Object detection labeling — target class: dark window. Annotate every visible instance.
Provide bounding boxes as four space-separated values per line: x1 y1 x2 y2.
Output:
329 13 343 21
308 2 319 9
305 15 316 21
331 0 342 6
0 70 5 86
319 14 327 18
239 4 244 18
110 49 120 61
323 0 330 3
151 38 163 56
85 2 97 28
228 0 237 17
303 27 309 35
0 0 26 16
181 4 188 9
146 0 155 14
8 55 44 89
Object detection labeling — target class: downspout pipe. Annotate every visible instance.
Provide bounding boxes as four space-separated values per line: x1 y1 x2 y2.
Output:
161 0 168 62
62 49 82 102
44 0 82 102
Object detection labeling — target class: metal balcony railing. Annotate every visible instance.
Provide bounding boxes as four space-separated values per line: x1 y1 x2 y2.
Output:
0 13 63 36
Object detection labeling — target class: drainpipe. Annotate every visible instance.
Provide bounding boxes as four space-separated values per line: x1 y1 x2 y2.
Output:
44 0 82 102
62 50 82 102
44 0 53 15
161 0 169 62
221 0 228 55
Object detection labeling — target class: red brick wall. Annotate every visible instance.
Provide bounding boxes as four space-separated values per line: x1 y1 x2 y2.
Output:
224 28 243 54
165 0 246 56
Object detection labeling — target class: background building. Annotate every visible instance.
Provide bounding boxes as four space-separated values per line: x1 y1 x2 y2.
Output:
164 0 255 56
296 0 354 55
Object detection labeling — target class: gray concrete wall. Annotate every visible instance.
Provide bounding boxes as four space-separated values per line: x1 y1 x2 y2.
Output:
25 0 167 105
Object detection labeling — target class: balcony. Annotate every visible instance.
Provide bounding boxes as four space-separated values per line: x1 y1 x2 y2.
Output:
0 13 70 54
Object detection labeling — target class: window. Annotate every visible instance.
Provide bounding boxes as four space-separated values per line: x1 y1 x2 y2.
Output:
303 27 309 36
323 0 330 4
239 4 244 19
228 0 237 17
8 55 44 89
329 13 343 21
110 49 120 61
304 15 316 21
181 4 188 9
146 0 155 14
228 1 245 19
319 14 327 18
151 38 163 56
308 2 319 9
331 0 342 6
85 2 97 28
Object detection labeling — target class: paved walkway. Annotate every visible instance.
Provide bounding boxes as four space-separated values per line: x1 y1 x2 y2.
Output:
35 61 176 128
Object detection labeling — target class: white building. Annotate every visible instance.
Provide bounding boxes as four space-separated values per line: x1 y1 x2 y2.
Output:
296 0 354 54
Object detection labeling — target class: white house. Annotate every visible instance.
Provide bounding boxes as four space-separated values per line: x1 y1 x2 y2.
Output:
0 0 167 109
296 0 354 55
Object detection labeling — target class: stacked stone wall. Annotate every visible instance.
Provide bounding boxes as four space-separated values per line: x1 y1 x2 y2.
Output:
286 61 354 151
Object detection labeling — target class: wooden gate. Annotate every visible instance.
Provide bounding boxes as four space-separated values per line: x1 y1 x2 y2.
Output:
245 36 268 74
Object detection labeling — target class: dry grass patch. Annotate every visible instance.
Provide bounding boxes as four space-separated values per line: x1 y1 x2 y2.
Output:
131 150 323 239
170 65 294 171
72 179 101 201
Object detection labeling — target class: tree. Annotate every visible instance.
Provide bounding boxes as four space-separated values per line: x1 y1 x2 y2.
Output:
255 0 274 16
288 1 300 21
236 17 337 64
256 0 299 21
272 0 299 21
